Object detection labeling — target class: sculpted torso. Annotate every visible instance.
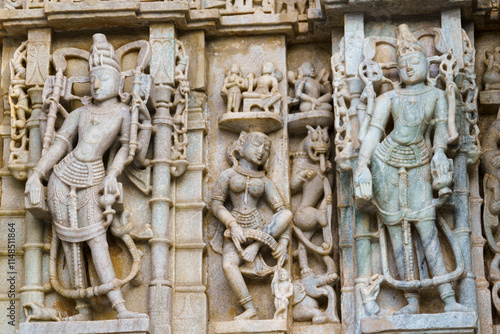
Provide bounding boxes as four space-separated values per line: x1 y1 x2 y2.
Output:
300 77 322 98
220 168 269 214
72 103 129 162
381 87 444 145
255 74 279 95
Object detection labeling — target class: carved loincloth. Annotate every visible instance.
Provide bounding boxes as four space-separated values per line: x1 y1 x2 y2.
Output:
375 135 430 169
49 152 107 243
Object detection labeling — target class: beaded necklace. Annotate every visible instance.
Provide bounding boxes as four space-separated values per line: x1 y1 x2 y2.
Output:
233 165 265 205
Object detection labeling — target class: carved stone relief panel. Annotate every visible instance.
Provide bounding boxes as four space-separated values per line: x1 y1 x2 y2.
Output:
206 36 290 333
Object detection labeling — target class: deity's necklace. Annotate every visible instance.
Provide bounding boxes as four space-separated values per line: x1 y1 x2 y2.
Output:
233 165 265 205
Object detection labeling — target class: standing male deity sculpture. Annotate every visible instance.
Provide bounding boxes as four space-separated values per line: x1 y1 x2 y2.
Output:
25 34 148 321
354 24 470 315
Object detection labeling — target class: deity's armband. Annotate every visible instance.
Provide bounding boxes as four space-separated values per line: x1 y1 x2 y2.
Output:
54 130 73 154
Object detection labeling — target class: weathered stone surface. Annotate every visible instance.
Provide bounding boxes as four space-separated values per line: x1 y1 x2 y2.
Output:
0 0 499 334
19 318 150 334
360 312 478 334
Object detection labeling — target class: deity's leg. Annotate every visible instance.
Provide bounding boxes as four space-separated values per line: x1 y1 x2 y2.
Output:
297 231 314 273
268 209 293 238
60 240 92 321
414 219 471 312
47 176 92 321
234 92 242 113
222 239 258 319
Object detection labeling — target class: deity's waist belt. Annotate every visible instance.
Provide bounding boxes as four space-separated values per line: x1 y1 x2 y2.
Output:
231 209 264 230
54 220 106 243
375 136 430 168
375 203 436 226
54 152 105 188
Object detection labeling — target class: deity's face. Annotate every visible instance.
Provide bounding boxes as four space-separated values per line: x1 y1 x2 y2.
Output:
299 62 315 77
262 62 275 75
230 64 240 75
239 132 271 167
398 52 428 86
90 67 121 102
279 269 289 281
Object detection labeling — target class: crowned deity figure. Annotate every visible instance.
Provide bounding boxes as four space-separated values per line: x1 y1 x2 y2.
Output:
211 131 292 320
25 34 148 321
353 24 470 314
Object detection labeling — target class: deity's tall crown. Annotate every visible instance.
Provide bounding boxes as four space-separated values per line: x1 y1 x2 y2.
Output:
396 24 426 59
89 33 121 73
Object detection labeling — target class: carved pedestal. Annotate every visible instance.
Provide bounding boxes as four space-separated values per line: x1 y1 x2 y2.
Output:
360 313 478 334
212 319 287 334
19 318 150 334
292 323 341 334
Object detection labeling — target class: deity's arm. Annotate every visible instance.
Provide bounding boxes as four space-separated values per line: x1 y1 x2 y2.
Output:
264 177 286 212
284 283 294 298
270 77 280 95
107 107 131 179
34 108 81 178
211 169 238 229
358 94 391 167
294 79 314 103
432 90 449 156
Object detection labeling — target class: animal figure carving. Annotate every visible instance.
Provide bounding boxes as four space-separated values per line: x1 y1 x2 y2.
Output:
292 271 339 324
23 301 62 322
291 125 335 274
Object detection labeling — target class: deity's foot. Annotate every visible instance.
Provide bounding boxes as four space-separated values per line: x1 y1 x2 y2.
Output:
117 309 149 319
312 314 327 324
63 313 91 321
234 308 258 320
444 301 473 313
394 302 419 315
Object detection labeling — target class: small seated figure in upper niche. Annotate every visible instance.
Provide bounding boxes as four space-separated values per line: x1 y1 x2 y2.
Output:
211 131 292 320
242 62 283 113
290 62 332 113
221 64 248 113
484 46 500 91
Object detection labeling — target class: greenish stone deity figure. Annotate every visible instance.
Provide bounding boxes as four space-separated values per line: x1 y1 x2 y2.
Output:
353 24 470 315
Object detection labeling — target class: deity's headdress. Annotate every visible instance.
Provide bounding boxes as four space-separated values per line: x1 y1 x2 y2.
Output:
396 24 426 60
89 33 121 73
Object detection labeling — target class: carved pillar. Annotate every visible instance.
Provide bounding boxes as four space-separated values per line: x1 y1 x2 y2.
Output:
441 8 478 313
19 28 51 322
471 164 493 334
172 92 207 334
149 23 176 334
0 38 26 334
340 12 364 334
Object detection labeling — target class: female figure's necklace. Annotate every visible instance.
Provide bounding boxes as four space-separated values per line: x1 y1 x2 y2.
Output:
233 165 265 204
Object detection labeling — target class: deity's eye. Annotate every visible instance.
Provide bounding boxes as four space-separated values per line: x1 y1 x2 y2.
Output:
410 58 420 65
100 74 110 81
